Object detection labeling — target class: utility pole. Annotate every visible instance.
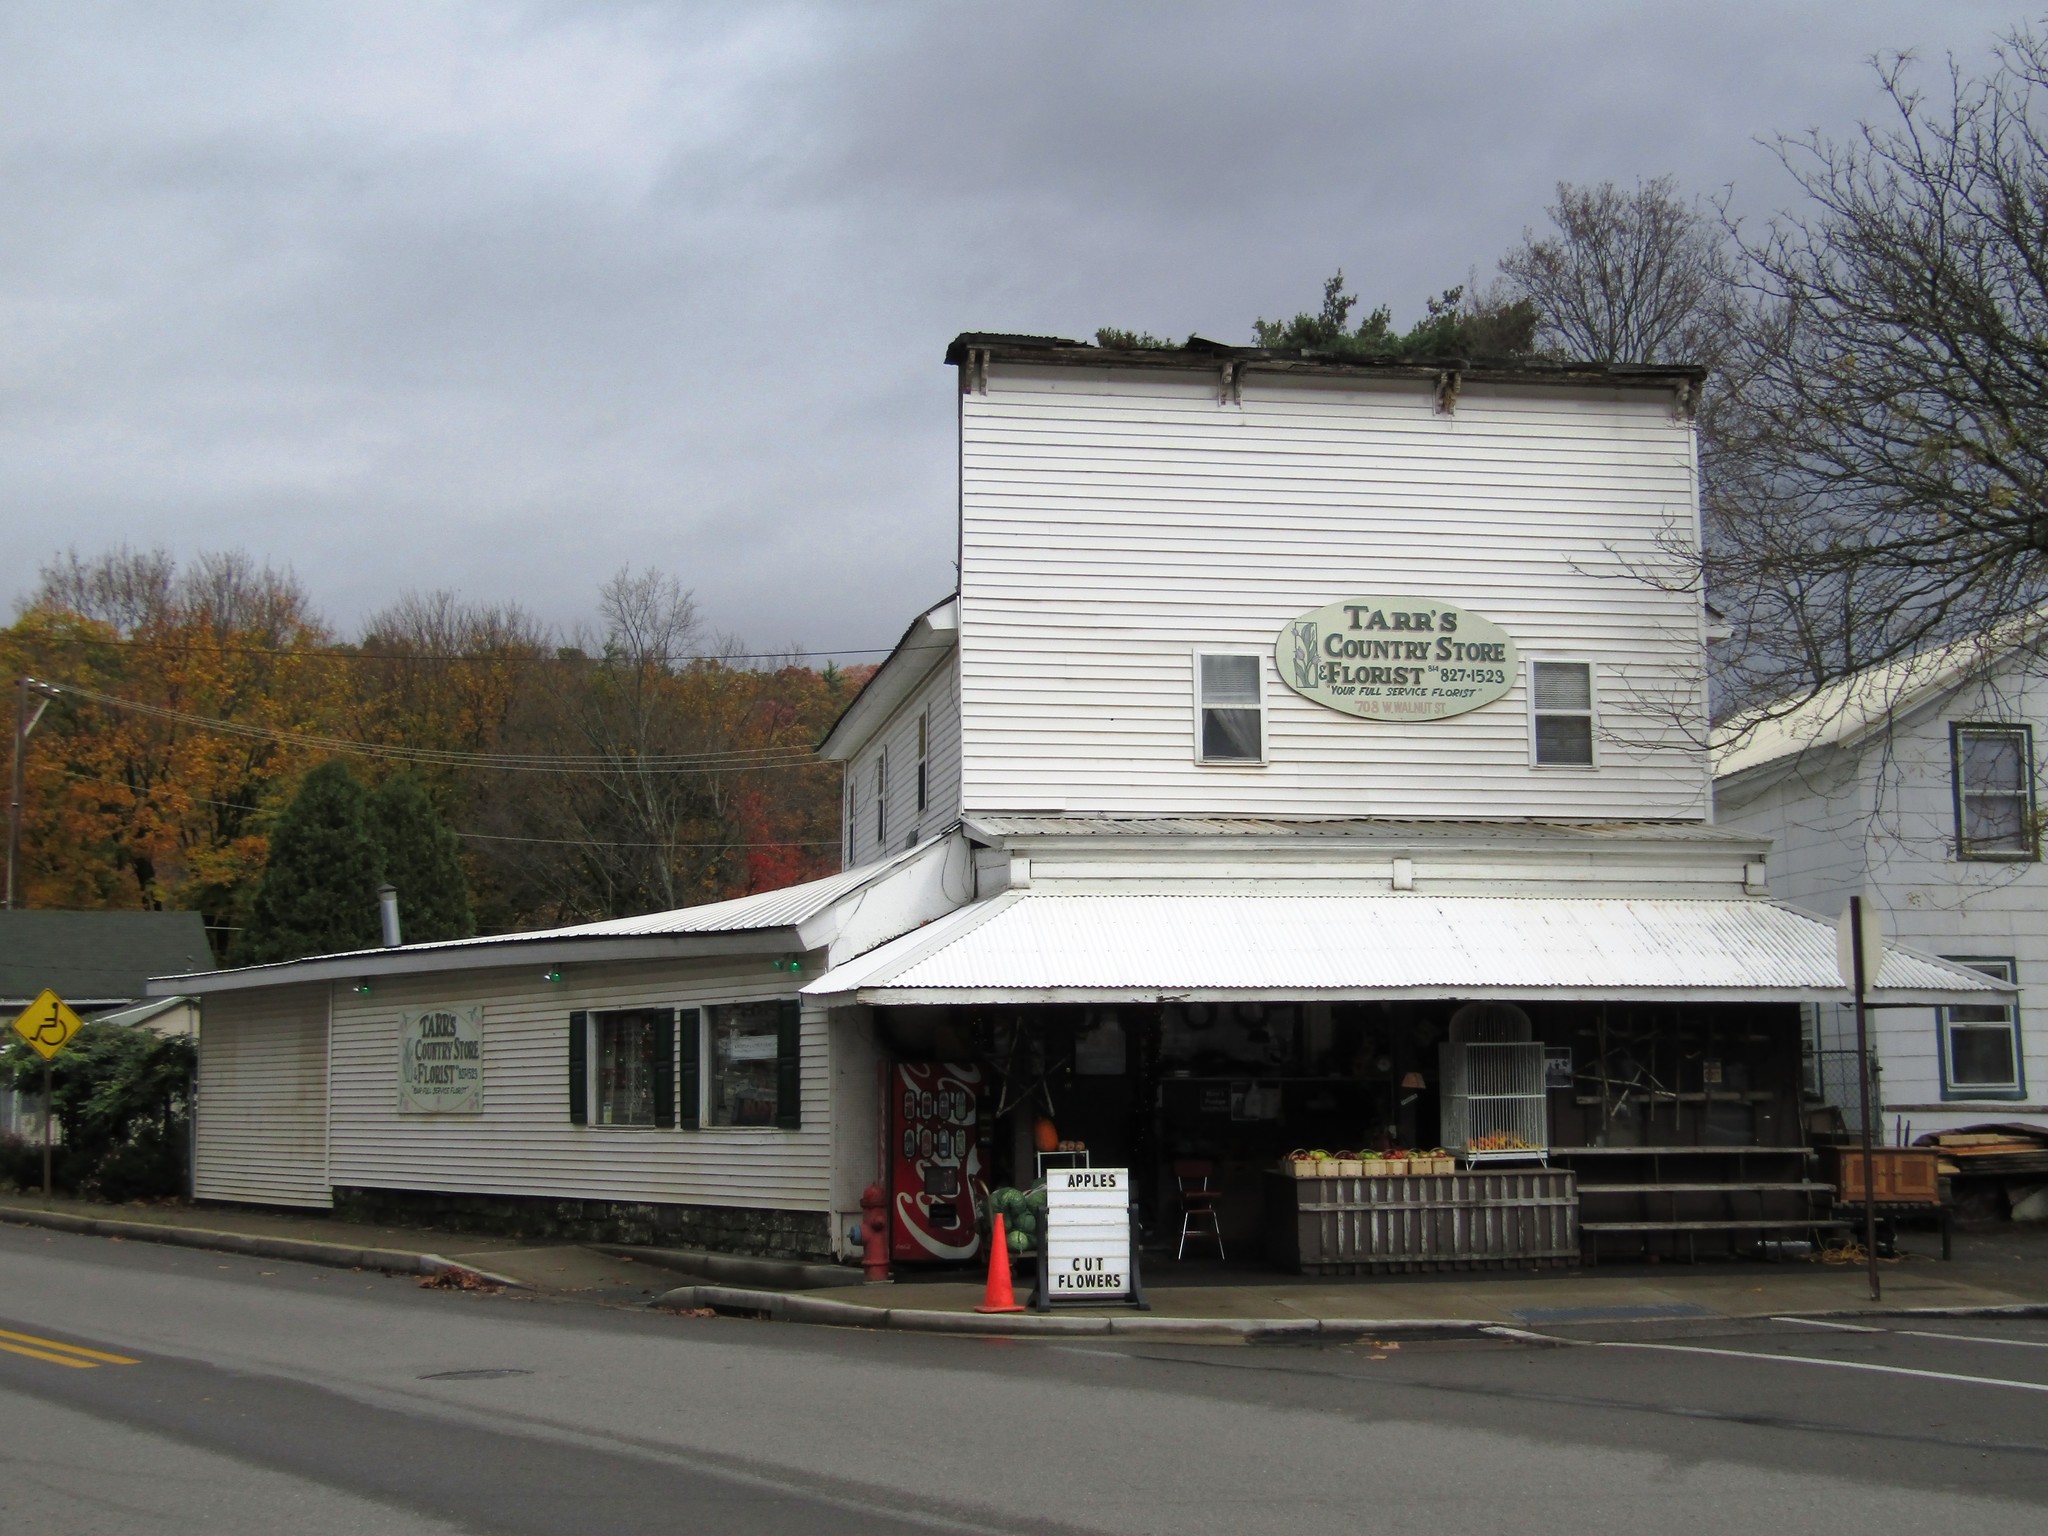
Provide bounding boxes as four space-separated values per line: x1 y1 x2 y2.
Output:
6 676 60 910
1849 895 1880 1302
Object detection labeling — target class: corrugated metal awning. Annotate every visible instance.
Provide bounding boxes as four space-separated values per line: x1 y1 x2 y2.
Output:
804 891 2007 1005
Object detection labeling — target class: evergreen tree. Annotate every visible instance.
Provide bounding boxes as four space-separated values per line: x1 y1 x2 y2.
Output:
237 760 383 963
368 772 474 944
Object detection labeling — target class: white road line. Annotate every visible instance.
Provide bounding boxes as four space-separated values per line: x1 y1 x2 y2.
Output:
1898 1329 2048 1351
1772 1315 2048 1351
1597 1340 2048 1394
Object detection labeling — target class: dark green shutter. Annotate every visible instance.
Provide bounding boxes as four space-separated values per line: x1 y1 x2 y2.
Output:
677 1008 701 1130
775 998 802 1130
568 1011 588 1124
652 1007 677 1129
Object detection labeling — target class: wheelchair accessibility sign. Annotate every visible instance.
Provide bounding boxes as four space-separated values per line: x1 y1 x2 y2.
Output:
11 989 84 1060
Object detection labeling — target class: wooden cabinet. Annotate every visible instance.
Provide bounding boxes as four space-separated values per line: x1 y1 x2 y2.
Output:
1829 1147 1940 1205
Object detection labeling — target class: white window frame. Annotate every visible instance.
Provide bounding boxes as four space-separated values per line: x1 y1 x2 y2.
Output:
1951 723 2037 861
1192 649 1268 767
703 1000 787 1131
875 746 888 850
915 710 929 814
1527 657 1599 771
587 1008 664 1129
1939 957 2026 1100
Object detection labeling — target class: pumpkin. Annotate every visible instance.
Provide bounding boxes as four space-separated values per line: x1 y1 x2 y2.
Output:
1033 1118 1060 1153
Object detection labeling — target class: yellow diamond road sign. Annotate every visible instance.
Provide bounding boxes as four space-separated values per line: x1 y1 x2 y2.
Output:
11 989 84 1061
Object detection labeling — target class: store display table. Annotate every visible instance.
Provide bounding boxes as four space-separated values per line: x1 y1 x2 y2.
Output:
1264 1169 1579 1274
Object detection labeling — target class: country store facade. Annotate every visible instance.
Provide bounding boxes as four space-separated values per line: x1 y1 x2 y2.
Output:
157 335 2005 1269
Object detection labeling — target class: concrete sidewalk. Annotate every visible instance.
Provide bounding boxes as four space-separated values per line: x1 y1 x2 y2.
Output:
5 1190 2044 1334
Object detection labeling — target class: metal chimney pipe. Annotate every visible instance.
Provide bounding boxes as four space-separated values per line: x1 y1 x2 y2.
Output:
377 884 402 947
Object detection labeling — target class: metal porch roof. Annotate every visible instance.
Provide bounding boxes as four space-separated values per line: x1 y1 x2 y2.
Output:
804 890 2006 1005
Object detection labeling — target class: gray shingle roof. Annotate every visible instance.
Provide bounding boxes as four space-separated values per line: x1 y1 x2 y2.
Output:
0 910 213 1007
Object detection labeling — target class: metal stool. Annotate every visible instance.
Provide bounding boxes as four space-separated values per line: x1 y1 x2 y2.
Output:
1174 1158 1225 1260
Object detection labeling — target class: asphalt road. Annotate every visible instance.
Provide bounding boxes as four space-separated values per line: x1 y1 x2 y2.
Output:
2 1221 2046 1534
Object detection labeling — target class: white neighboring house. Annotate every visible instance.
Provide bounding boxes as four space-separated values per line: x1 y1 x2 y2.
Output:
1714 621 2048 1138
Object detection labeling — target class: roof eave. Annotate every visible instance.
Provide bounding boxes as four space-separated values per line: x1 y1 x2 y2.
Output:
817 595 958 760
945 334 1707 389
823 983 2001 1007
149 928 805 996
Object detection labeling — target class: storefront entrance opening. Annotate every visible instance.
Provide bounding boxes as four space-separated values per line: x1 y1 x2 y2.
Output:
875 996 1811 1266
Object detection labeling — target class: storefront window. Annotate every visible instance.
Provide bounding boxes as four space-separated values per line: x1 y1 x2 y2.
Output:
709 1002 783 1126
594 1010 663 1126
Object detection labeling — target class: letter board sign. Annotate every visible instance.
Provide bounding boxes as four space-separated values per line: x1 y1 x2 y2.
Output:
1277 596 1517 721
1044 1167 1132 1300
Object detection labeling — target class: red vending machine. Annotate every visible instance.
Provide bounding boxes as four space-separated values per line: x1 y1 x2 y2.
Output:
888 1061 990 1263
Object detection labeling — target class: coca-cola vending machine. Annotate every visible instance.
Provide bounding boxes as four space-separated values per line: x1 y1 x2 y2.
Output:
889 1061 990 1264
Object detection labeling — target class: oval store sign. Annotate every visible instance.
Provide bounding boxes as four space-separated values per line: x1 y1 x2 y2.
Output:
1275 597 1518 722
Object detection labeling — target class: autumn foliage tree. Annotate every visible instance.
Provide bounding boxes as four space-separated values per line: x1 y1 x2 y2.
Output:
4 548 860 952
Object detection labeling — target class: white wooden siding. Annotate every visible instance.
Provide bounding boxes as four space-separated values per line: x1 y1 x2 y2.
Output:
1718 660 2048 1129
846 653 961 867
958 364 1709 819
325 956 835 1211
828 1003 885 1255
194 985 331 1208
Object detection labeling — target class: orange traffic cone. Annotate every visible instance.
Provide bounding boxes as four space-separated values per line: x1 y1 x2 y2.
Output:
975 1212 1025 1314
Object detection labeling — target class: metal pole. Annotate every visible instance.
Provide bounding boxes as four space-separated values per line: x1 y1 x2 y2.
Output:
42 1058 53 1198
7 676 27 909
1849 895 1879 1301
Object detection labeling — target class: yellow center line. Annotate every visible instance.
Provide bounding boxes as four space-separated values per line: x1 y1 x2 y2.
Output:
0 1338 99 1368
0 1326 140 1366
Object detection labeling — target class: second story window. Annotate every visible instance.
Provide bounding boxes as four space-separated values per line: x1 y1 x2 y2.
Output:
1531 661 1595 767
1953 724 2035 859
1196 653 1264 764
875 748 888 849
916 711 929 813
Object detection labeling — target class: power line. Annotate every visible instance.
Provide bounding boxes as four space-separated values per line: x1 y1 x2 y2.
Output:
17 631 892 665
48 682 836 775
48 765 838 851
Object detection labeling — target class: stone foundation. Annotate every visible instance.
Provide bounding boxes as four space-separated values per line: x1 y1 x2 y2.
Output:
330 1187 836 1261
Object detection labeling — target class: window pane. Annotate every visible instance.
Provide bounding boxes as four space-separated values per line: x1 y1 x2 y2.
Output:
1949 1025 2018 1088
1532 662 1592 712
1964 793 2029 852
1961 731 2024 794
1202 706 1262 761
709 1002 781 1126
596 1013 658 1126
1200 654 1260 707
1535 714 1594 766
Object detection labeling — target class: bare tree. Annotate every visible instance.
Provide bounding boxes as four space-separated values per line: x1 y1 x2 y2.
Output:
1708 27 2048 712
1498 176 1738 365
26 546 177 635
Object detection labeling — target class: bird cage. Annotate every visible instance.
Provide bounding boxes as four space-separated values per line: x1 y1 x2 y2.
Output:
1440 1009 1548 1161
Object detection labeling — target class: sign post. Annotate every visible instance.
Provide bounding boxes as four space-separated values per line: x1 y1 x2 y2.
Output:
1838 898 1883 1302
10 988 84 1197
1033 1167 1148 1312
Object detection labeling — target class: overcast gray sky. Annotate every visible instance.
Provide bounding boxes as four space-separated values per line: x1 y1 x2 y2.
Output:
1 2 2030 657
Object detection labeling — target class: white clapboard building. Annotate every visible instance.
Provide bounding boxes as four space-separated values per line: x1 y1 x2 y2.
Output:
156 334 2004 1263
1714 620 2048 1140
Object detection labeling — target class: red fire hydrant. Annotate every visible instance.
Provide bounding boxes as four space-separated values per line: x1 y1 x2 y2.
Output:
859 1183 891 1283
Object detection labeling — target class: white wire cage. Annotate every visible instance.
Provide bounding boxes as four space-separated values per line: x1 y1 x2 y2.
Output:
1439 1040 1549 1160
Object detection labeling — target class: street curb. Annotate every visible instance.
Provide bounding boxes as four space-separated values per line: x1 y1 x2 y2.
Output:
586 1244 863 1291
647 1284 1497 1339
0 1204 530 1289
1776 1302 2048 1322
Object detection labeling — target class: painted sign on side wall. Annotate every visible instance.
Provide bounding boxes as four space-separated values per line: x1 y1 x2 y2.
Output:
1276 596 1518 721
398 1005 484 1114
